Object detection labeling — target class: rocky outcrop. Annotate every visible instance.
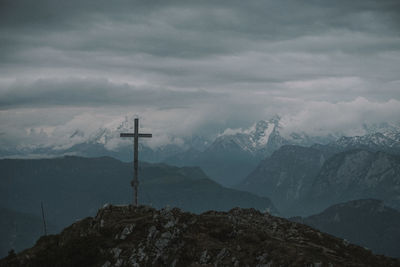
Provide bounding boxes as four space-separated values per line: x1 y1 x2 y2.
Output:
2 205 399 267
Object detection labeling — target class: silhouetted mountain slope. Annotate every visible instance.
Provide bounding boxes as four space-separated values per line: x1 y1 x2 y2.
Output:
2 205 399 267
238 145 328 216
0 156 277 232
238 145 400 217
308 150 400 213
291 199 400 258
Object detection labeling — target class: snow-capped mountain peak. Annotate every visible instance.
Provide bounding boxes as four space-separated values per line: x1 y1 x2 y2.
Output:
252 119 279 147
210 117 284 156
335 132 400 150
362 122 400 141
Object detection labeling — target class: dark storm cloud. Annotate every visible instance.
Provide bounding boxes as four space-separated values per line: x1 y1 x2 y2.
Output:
0 0 398 95
1 0 399 61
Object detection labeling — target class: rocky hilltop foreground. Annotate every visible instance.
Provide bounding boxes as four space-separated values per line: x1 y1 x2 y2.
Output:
1 205 399 267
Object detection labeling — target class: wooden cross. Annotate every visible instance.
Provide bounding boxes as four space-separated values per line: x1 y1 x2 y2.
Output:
120 118 152 206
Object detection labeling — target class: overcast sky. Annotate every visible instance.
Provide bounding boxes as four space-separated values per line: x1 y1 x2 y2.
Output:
1 0 400 149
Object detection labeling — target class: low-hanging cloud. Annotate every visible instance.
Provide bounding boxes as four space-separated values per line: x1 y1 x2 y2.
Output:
279 97 400 137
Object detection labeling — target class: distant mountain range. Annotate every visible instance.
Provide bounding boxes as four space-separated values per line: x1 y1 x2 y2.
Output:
291 199 400 258
166 117 306 185
314 131 400 156
0 115 210 163
239 145 400 217
2 116 399 186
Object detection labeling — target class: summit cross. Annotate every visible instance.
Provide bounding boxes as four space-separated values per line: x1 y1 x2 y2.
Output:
120 118 152 206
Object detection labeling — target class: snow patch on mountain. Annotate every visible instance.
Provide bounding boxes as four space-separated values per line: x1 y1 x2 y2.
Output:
334 131 400 151
213 116 337 157
257 122 274 146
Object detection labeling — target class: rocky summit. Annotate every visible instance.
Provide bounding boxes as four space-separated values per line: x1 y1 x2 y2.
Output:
1 205 399 267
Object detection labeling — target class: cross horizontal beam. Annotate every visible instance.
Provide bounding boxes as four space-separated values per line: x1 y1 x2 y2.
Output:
120 133 152 138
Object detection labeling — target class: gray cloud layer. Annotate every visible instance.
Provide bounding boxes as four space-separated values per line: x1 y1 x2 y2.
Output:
0 78 221 108
0 0 399 148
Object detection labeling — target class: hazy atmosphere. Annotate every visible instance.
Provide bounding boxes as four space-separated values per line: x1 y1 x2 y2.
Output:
1 0 400 149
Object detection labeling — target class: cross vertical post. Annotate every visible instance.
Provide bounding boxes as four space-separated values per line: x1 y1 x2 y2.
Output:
120 118 152 206
133 118 138 206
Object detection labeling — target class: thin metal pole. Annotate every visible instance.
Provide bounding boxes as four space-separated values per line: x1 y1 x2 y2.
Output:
41 201 47 236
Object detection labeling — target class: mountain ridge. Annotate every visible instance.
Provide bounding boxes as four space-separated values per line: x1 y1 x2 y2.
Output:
4 116 399 161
